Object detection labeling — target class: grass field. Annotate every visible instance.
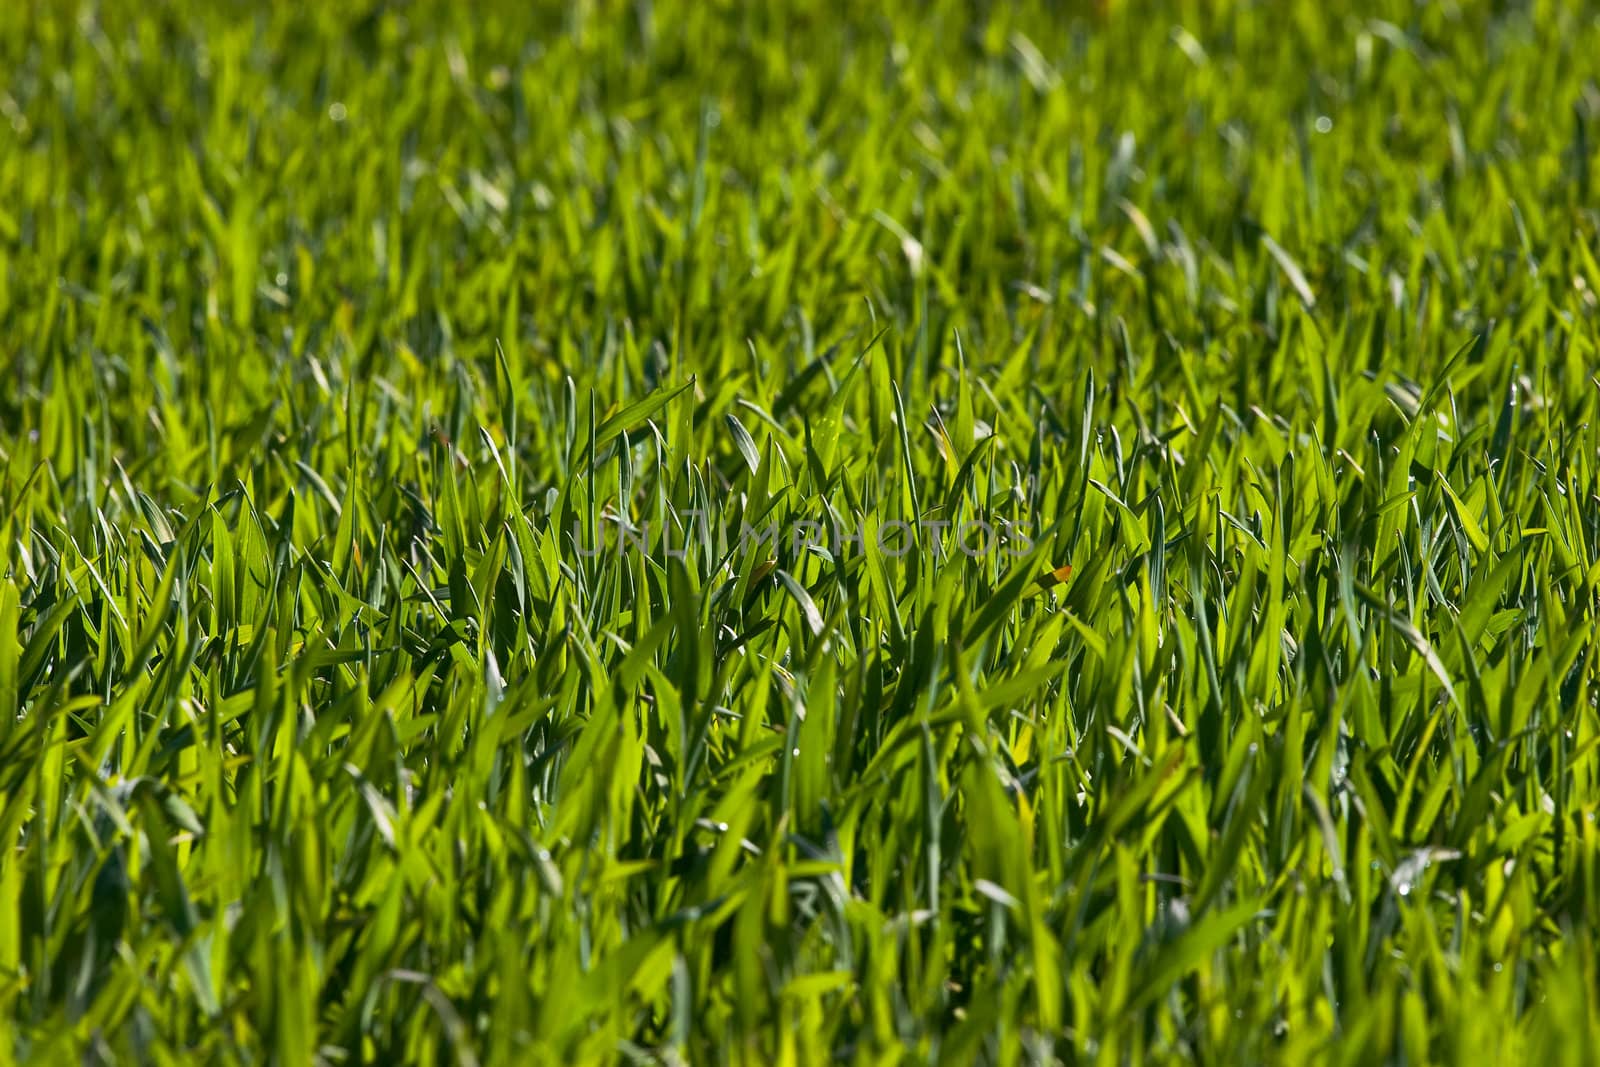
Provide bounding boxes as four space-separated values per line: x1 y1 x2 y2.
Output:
5 0 1600 1062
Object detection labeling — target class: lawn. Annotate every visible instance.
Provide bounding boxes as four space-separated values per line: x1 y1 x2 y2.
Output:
4 0 1600 1062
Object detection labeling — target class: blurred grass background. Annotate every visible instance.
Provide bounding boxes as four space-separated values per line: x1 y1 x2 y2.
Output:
3 1 1600 1063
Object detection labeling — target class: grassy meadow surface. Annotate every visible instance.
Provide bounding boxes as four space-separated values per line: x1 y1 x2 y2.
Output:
4 0 1600 1062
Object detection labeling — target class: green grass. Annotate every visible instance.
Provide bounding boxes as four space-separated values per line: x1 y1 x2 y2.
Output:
4 0 1600 1062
